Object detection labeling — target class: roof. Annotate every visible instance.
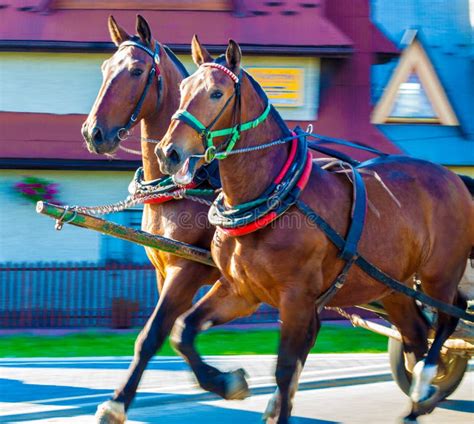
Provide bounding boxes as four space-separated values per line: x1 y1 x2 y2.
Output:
0 0 402 164
0 112 138 163
0 1 353 54
370 22 399 55
377 125 474 166
371 0 474 165
305 0 401 159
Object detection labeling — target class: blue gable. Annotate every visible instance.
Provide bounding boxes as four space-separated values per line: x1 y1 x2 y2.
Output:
371 0 474 165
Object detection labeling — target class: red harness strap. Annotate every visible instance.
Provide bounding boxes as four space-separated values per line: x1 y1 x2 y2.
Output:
218 138 312 237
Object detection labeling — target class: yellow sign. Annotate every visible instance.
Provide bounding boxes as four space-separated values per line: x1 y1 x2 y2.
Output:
247 67 304 108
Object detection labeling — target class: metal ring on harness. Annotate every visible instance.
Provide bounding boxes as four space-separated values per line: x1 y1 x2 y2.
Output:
55 206 78 231
117 128 131 141
204 146 217 163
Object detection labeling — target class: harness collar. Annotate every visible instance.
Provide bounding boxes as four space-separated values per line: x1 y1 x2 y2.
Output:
129 161 220 205
209 131 311 236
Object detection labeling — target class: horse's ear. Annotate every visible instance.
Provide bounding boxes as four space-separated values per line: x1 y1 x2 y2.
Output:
108 15 129 47
225 39 241 73
191 34 213 66
136 15 152 46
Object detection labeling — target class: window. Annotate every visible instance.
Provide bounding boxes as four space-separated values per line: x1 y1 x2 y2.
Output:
388 73 437 122
470 0 474 27
372 36 458 125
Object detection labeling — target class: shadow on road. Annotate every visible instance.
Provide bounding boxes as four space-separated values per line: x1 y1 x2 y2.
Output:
0 377 341 423
438 399 474 413
127 402 341 424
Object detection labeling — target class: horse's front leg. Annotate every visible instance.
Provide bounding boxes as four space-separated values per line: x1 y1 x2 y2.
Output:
171 279 258 400
96 263 215 423
264 288 320 424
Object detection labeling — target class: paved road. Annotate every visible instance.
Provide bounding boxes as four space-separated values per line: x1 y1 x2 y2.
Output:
0 354 471 423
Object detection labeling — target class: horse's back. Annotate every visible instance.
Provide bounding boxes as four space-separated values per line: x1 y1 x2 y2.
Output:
361 155 472 226
360 155 473 278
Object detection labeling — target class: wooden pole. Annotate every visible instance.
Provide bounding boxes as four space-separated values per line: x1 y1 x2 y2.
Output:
36 201 216 268
347 312 473 354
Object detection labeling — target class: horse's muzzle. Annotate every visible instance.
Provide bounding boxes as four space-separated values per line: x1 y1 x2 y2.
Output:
81 122 119 154
155 143 183 175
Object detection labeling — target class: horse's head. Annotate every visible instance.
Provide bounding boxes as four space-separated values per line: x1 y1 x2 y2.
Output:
157 36 243 184
82 15 162 154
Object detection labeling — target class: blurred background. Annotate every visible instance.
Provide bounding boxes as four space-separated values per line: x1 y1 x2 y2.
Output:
0 0 473 330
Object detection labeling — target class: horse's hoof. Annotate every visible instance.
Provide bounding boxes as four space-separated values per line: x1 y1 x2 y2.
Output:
262 389 280 422
403 384 441 423
223 368 250 400
414 385 441 415
95 400 126 424
409 361 437 403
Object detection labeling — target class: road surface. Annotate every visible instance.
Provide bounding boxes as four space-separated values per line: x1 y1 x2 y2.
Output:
0 354 472 423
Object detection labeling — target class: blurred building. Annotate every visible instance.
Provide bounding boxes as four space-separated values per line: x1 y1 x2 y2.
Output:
0 0 472 265
371 0 474 175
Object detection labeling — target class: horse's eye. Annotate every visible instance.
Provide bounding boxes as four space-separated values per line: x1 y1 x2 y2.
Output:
131 68 144 77
210 90 223 100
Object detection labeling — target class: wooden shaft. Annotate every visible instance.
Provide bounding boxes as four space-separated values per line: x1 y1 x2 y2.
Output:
36 201 216 268
349 313 473 354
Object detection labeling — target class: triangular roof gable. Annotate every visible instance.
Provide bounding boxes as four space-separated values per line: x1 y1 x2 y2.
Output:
372 33 459 125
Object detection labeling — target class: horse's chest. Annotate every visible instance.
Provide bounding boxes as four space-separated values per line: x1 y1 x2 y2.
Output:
141 207 178 274
212 230 285 306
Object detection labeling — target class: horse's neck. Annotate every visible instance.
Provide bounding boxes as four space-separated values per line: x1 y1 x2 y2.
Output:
218 77 290 206
140 119 167 181
140 47 183 182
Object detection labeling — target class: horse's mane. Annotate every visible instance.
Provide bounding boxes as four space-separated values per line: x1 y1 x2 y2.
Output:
163 45 189 78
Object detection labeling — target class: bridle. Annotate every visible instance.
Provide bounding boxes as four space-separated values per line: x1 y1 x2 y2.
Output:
117 40 163 140
171 62 271 162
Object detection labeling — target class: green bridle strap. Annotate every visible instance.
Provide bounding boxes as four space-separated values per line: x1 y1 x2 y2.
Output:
171 88 271 161
239 102 272 132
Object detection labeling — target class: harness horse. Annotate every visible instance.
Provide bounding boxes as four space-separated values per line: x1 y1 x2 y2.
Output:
156 37 473 424
81 16 223 423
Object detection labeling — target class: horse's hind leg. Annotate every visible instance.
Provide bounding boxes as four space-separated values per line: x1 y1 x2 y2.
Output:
404 271 467 422
171 279 258 400
382 292 429 372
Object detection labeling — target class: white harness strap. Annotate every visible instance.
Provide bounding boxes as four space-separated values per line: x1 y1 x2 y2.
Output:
201 62 240 84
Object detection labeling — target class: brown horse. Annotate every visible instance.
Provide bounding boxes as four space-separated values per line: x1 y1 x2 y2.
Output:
81 17 223 423
156 37 473 423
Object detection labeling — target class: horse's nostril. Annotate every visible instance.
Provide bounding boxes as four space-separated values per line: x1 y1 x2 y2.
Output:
167 148 181 166
92 127 104 145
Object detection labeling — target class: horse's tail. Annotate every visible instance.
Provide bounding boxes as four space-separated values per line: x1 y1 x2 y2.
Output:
458 174 474 197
